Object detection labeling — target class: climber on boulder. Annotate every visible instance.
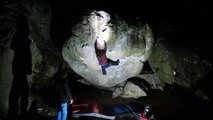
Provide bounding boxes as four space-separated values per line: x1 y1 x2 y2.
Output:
94 37 119 75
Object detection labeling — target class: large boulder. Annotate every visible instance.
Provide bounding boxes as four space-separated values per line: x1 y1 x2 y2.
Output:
62 10 155 88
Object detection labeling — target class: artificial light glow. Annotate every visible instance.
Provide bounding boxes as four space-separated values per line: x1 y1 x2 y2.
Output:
89 10 112 43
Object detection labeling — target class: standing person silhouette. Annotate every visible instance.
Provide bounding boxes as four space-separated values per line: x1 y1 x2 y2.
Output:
54 65 73 120
94 37 119 75
8 12 32 120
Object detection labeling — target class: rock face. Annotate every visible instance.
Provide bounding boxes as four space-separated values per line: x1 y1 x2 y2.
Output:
149 23 213 88
62 10 155 88
28 1 63 88
0 1 62 118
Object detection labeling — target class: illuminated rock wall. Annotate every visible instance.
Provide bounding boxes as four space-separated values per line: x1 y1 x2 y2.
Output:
62 10 155 88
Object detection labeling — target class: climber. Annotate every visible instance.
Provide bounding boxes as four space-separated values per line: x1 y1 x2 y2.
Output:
94 37 119 75
54 65 73 120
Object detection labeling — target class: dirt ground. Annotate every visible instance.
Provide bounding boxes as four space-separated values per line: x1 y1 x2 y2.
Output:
31 79 212 120
9 78 211 120
79 84 212 120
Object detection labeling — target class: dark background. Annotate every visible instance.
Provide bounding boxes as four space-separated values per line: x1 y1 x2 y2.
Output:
49 0 213 60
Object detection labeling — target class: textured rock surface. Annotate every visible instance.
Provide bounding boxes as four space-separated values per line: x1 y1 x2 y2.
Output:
0 1 62 118
0 2 23 118
27 1 63 89
148 23 213 88
62 10 155 88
